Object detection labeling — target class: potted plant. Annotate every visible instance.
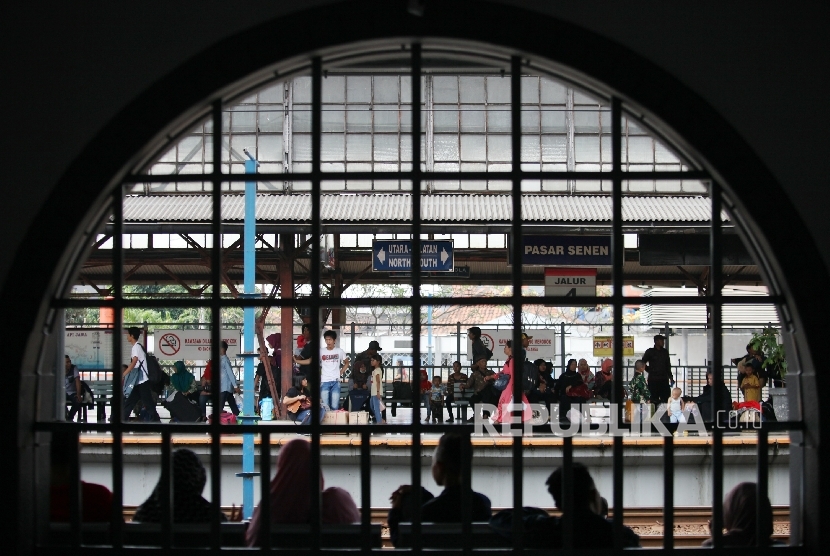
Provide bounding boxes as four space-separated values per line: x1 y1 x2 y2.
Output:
750 326 788 420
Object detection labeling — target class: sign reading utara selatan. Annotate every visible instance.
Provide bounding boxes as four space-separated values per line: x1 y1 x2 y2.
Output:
373 240 454 272
508 235 611 266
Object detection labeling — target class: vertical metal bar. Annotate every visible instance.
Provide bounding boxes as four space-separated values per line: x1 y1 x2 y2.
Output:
409 42 423 553
461 431 472 555
160 429 172 550
560 323 566 375
360 429 371 553
68 429 81 548
510 55 524 552
710 182 724 548
757 427 769 546
260 431 271 551
210 98 224 552
562 435 574 551
663 435 674 550
310 56 323 552
111 186 124 548
611 96 625 549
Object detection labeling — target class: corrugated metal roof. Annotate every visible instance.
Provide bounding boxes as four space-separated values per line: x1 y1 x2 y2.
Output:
123 194 724 223
641 287 779 325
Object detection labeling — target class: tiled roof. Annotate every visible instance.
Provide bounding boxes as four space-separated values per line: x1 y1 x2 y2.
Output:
123 194 724 223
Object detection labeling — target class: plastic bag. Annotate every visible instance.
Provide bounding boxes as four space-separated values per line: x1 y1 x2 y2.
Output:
234 393 243 408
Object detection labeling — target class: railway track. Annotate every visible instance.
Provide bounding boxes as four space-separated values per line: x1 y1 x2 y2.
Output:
121 506 789 548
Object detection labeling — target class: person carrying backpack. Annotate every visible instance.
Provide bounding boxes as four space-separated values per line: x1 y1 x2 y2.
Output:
122 327 160 422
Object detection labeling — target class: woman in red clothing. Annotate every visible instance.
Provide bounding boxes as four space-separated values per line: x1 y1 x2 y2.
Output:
491 341 532 424
419 369 433 423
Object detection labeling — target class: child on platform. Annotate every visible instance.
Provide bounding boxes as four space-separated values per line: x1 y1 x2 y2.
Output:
740 363 762 402
667 387 686 424
430 376 447 424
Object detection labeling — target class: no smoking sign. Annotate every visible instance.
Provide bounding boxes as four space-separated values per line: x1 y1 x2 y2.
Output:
158 333 181 356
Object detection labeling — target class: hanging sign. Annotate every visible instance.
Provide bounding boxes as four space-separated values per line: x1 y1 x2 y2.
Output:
152 329 241 360
509 235 612 266
467 329 556 359
593 336 635 357
545 268 597 297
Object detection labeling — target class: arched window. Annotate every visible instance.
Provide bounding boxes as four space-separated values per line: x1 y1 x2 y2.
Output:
15 8 815 554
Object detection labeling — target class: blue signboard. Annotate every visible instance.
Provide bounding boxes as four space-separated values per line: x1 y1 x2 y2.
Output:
508 235 612 266
373 240 454 272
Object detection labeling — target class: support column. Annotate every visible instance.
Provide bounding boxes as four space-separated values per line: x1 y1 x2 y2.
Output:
279 234 295 418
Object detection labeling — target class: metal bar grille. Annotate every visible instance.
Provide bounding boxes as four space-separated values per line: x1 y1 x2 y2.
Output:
35 43 806 555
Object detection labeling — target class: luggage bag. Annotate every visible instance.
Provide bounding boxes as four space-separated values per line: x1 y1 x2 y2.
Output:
164 391 203 422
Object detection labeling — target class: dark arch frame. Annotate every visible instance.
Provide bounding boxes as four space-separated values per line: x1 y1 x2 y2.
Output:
5 0 825 551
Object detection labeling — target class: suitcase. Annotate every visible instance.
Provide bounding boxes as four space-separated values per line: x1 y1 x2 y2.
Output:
348 389 370 412
164 391 203 422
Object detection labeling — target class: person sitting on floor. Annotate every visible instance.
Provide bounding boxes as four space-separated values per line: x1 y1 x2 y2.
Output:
387 433 492 547
703 482 779 547
496 462 639 548
246 438 359 546
133 448 228 523
283 375 326 425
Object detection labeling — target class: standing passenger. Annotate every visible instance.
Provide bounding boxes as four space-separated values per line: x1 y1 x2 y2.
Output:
296 330 350 411
122 327 160 422
643 334 673 405
467 327 493 364
219 341 240 416
368 353 386 424
444 361 468 422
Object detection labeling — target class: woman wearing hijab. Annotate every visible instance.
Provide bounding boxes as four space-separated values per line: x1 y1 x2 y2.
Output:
577 359 596 391
490 341 532 424
133 448 227 523
703 482 776 547
246 438 359 546
594 358 614 399
171 361 200 403
555 359 588 423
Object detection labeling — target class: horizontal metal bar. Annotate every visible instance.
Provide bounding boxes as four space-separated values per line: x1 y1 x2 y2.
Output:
122 170 711 184
33 420 804 435
51 294 786 309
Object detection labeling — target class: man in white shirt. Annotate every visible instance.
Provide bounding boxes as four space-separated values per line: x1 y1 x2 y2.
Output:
296 329 350 410
122 327 160 422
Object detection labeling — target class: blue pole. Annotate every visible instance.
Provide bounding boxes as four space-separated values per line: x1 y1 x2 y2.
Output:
240 152 259 519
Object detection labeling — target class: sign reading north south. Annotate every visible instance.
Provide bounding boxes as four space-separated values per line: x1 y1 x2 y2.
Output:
545 268 597 297
372 240 454 272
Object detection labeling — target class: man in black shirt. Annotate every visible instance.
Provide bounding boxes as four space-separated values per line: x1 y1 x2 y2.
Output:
293 324 314 376
642 334 673 405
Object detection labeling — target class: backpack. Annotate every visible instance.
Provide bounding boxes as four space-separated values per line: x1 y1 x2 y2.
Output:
522 360 538 394
139 345 167 393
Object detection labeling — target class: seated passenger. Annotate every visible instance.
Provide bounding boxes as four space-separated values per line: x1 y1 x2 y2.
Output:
527 358 557 407
387 433 492 546
497 463 640 548
691 370 732 423
50 431 114 523
593 358 614 399
283 375 326 425
133 448 227 523
171 360 200 403
246 438 359 546
703 482 778 547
